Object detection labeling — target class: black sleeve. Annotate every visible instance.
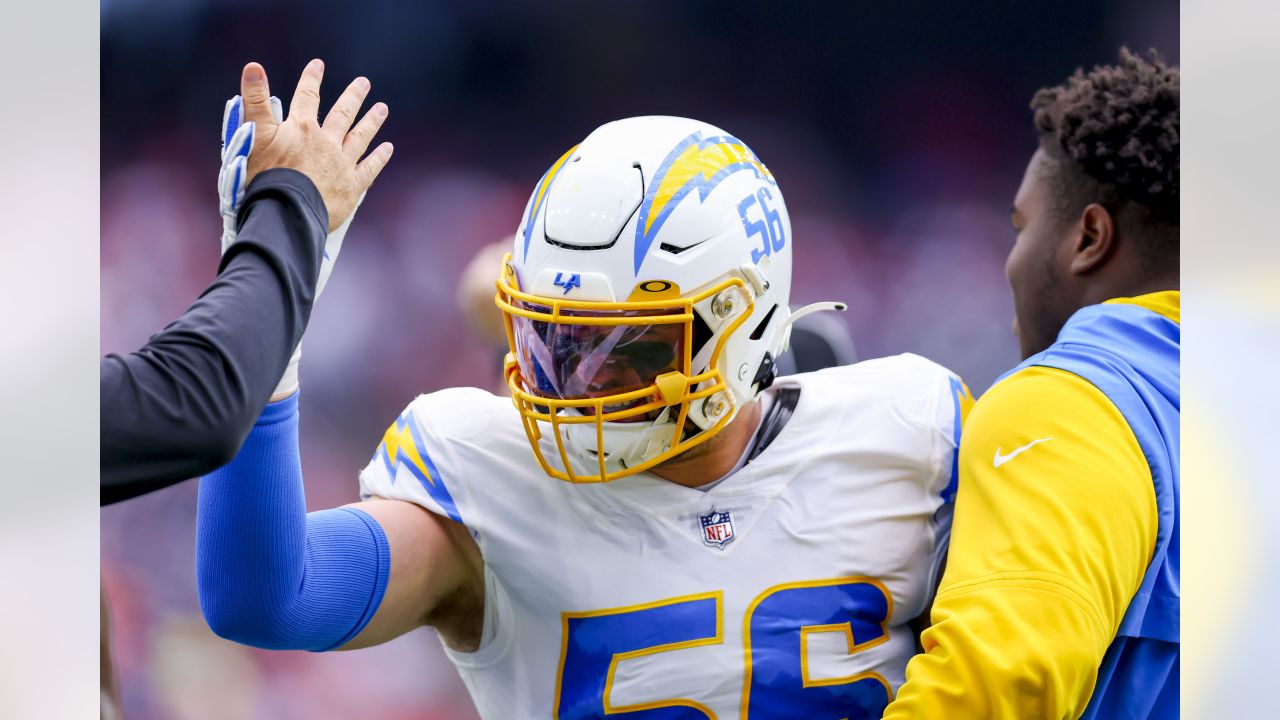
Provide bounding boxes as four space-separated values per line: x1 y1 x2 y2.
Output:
100 168 329 505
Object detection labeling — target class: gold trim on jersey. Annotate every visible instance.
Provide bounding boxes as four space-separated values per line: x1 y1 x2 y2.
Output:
553 591 724 718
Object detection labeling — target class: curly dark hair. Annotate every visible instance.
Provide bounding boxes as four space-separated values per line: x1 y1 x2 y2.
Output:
1032 48 1179 239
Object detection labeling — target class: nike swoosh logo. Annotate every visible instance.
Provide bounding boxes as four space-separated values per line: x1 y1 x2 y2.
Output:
993 437 1054 468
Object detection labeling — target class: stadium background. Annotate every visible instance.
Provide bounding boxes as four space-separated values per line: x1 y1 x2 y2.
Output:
101 2 1178 718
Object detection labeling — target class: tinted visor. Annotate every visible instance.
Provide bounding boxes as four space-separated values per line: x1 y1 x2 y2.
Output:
511 301 686 408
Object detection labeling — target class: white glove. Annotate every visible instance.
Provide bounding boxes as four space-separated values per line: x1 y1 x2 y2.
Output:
219 93 281 253
218 94 364 398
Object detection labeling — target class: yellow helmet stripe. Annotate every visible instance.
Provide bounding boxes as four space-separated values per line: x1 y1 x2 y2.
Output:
521 144 579 262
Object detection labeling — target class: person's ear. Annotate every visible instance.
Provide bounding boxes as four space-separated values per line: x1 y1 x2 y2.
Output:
1070 203 1116 275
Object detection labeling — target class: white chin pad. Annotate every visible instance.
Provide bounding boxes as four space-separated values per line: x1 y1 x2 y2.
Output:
562 409 677 471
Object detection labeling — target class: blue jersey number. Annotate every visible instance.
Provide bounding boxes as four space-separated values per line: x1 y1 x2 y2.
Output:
744 578 892 718
555 578 891 718
556 592 722 719
739 188 786 264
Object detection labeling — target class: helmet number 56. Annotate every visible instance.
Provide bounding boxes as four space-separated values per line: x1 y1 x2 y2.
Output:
739 188 786 265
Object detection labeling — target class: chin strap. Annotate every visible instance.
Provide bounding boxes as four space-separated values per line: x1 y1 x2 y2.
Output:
752 301 848 392
787 301 847 326
777 301 847 356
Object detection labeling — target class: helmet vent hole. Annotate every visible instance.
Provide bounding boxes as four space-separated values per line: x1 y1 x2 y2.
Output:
659 242 694 255
749 304 779 341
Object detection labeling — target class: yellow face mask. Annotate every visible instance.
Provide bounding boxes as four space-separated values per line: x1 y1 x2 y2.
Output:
494 255 754 483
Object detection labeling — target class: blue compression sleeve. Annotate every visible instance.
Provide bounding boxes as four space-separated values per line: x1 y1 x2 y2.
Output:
196 392 390 651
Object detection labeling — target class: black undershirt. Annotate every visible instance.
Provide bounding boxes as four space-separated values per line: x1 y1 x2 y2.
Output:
747 385 801 463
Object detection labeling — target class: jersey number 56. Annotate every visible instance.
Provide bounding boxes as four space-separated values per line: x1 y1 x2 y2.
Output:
554 576 893 719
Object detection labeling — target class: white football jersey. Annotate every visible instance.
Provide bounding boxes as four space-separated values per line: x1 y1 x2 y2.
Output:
359 353 968 719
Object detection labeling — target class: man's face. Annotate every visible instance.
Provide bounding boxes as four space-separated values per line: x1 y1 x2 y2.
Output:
511 305 686 421
1006 149 1078 360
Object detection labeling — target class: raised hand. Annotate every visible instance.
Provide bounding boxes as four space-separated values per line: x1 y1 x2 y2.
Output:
239 59 392 232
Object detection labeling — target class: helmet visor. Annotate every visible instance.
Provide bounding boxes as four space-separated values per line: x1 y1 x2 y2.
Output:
510 301 686 411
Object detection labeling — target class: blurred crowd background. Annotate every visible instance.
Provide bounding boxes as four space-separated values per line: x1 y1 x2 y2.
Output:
101 1 1177 718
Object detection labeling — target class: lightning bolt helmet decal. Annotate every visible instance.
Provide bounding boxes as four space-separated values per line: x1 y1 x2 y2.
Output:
521 145 578 262
633 132 775 274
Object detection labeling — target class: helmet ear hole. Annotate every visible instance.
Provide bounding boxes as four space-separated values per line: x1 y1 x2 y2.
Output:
692 312 714 358
749 304 780 341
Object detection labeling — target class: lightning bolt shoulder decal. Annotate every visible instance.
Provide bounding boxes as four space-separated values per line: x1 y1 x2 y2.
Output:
377 407 463 524
634 131 775 274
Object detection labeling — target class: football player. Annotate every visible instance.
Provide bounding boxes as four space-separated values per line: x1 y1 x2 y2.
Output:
196 115 971 718
885 49 1179 718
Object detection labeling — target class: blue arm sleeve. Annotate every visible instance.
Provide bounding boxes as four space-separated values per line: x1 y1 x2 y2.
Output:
196 392 391 651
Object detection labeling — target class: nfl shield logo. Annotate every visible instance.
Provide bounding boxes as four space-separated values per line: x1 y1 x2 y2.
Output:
699 509 735 549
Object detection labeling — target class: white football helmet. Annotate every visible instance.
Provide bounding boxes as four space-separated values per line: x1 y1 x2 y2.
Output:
496 116 843 482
